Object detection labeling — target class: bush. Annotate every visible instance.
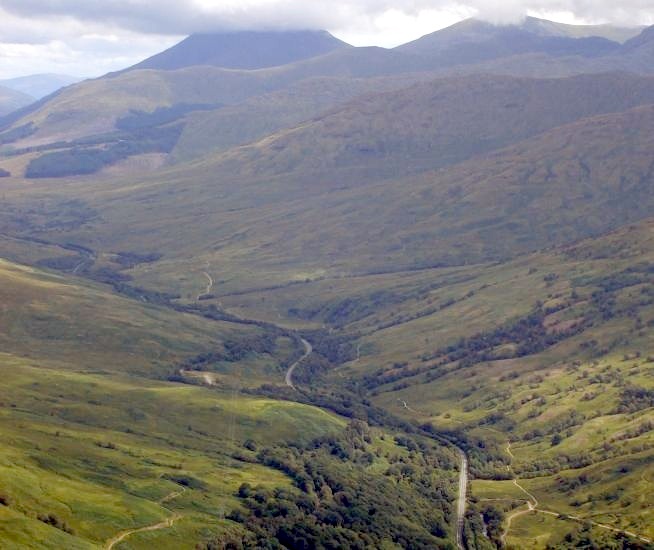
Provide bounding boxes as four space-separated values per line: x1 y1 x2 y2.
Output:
37 513 73 534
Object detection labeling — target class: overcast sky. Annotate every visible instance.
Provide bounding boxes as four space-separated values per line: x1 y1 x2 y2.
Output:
1 0 653 80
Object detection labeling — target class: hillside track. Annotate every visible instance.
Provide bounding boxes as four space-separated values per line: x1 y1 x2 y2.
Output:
503 441 651 545
196 264 214 300
105 513 181 550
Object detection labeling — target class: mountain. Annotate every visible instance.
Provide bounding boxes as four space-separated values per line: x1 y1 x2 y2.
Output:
397 17 621 67
0 73 81 100
0 85 33 116
128 29 352 71
171 73 435 161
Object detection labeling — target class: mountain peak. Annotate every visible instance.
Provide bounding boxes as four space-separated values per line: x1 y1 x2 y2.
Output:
128 29 351 72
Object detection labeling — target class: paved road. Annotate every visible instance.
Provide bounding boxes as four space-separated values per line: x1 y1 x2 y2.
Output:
285 338 312 390
456 447 468 550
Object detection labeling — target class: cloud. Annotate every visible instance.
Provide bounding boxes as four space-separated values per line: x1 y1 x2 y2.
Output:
0 1 653 78
2 0 653 37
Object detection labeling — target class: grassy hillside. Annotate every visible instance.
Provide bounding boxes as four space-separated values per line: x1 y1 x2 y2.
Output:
5 87 652 302
0 257 287 379
0 50 430 152
0 357 349 549
171 74 435 161
176 72 654 188
209 218 654 546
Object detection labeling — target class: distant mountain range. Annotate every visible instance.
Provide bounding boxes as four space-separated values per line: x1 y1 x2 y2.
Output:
0 73 80 100
0 85 33 117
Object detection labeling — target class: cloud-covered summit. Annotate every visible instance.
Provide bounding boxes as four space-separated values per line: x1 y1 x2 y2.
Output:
0 0 652 78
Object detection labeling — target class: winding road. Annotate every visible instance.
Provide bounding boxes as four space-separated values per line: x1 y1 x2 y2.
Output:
285 338 312 390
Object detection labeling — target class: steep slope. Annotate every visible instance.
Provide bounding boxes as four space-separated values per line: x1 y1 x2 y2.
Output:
620 24 654 53
0 254 288 379
0 85 33 117
617 24 654 71
128 30 351 71
14 70 654 179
